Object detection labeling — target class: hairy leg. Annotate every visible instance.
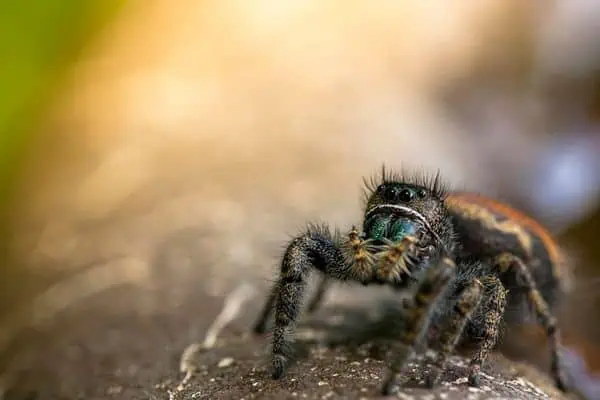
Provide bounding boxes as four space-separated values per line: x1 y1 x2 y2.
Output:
426 277 483 388
467 276 507 386
496 253 568 390
253 225 378 379
381 257 456 395
253 225 372 334
254 271 332 335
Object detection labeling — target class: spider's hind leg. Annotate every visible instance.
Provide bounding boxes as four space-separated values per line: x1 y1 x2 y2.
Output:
495 253 568 391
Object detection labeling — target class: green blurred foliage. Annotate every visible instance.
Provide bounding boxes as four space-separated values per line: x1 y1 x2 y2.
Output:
0 0 124 211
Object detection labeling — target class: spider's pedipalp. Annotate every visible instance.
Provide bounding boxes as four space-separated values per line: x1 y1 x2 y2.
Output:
340 226 377 284
374 236 418 283
305 233 422 314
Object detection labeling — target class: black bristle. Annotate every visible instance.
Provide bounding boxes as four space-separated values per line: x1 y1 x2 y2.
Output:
361 164 449 207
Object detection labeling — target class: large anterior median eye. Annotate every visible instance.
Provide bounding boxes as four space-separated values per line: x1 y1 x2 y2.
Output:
397 188 415 202
379 184 415 202
383 185 398 199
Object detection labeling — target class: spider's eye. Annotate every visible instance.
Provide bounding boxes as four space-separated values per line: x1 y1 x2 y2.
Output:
397 188 415 202
416 188 427 199
379 184 416 202
382 185 399 200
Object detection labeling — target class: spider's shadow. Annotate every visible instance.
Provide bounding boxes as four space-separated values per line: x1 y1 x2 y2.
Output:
264 297 410 370
258 297 477 388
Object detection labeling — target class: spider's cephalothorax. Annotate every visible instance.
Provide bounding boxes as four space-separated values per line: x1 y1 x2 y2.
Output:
252 166 570 396
360 174 456 286
363 171 455 283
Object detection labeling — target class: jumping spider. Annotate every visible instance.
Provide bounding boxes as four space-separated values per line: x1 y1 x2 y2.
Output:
253 166 570 395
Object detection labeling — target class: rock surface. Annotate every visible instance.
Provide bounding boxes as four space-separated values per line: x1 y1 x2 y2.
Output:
0 279 574 400
171 336 569 400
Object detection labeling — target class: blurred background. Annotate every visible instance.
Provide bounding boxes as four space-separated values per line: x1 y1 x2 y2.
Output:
1 1 600 398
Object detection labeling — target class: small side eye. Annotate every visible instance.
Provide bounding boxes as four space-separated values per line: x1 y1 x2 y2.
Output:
417 188 427 199
398 188 414 202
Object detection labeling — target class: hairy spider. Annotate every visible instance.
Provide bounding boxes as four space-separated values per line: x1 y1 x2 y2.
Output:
252 166 570 395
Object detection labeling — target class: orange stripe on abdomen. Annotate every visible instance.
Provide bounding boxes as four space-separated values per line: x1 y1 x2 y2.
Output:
446 192 564 271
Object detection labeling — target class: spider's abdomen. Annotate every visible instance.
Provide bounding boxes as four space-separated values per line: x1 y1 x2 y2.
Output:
444 192 571 315
445 193 563 273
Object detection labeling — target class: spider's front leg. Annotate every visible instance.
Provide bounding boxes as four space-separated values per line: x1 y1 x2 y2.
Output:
425 274 488 388
284 226 378 318
252 224 376 379
381 256 456 395
464 275 507 386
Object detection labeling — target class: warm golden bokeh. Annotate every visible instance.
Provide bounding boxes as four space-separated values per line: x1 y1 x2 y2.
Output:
7 1 531 308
